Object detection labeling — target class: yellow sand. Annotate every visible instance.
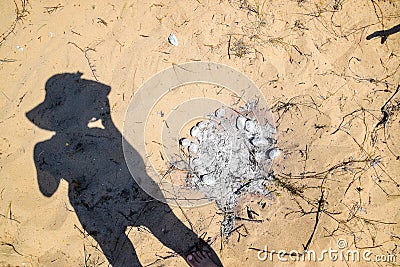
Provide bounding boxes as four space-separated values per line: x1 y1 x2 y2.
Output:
1 0 399 266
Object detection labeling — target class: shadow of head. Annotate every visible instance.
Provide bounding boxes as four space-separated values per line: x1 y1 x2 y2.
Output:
26 72 111 131
25 72 119 198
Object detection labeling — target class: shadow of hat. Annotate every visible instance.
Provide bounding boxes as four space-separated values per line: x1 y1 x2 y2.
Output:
26 72 111 131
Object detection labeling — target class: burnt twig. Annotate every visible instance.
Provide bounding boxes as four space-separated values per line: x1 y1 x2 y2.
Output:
68 41 102 81
0 0 30 46
303 191 325 250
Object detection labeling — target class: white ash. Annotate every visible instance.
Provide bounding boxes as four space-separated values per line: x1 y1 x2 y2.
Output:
178 103 279 238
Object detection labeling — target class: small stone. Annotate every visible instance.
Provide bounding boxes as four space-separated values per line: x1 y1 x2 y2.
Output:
190 126 201 138
245 120 257 133
202 174 216 185
180 138 191 147
190 176 200 185
197 121 208 130
168 33 179 46
189 143 199 154
215 108 225 118
268 148 280 159
251 137 269 147
236 116 246 130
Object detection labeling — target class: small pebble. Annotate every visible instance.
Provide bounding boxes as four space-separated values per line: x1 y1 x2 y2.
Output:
236 116 246 130
168 33 179 46
215 108 225 118
202 174 216 185
190 126 201 138
180 138 191 148
189 143 199 153
268 148 280 159
245 120 257 133
197 121 208 130
251 137 269 147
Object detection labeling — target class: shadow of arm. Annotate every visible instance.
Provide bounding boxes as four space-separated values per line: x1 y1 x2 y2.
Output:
34 144 61 197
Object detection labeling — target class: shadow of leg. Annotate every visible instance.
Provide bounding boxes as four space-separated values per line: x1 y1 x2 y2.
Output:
91 225 142 267
138 202 224 267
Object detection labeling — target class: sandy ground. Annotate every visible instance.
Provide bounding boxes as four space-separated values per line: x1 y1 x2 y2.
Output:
1 0 400 266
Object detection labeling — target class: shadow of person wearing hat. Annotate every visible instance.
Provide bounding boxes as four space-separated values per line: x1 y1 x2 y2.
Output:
26 73 223 267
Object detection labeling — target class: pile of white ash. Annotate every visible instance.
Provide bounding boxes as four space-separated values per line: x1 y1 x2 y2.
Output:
178 102 279 237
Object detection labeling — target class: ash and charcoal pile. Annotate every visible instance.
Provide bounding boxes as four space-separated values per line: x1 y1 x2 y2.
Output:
178 102 280 238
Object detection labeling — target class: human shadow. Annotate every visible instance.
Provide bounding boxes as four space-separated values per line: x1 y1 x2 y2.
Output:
366 23 400 44
26 73 223 267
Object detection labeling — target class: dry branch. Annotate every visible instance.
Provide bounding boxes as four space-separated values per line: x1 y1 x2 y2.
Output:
0 0 30 46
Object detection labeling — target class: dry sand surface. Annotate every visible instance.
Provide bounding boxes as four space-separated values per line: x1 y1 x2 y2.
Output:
1 0 400 266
